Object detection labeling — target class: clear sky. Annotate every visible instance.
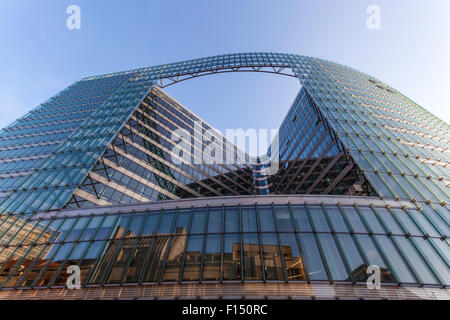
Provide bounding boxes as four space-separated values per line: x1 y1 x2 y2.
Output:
0 0 449 134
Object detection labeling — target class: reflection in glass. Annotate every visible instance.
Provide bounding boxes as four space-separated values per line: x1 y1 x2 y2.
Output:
162 235 186 281
258 206 275 232
241 207 257 232
317 234 348 280
224 207 239 233
261 233 283 280
274 206 294 232
298 234 327 280
279 233 306 281
223 234 241 280
183 235 203 281
202 235 221 280
242 234 262 280
207 208 222 233
291 205 312 232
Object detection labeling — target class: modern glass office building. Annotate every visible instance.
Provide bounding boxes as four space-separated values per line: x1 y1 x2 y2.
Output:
0 53 448 300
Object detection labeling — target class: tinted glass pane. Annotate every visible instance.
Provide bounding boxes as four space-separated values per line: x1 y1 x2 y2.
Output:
341 207 367 233
308 206 330 232
279 233 306 281
317 234 348 280
183 235 203 281
261 233 284 280
203 235 221 280
223 234 241 280
207 208 222 233
336 234 366 281
355 234 394 282
224 207 239 233
241 207 257 232
242 234 262 280
162 236 186 281
393 236 438 285
374 207 403 234
142 213 160 235
391 209 422 236
298 233 327 280
413 238 450 285
358 207 385 233
190 209 206 234
291 205 312 232
324 206 348 232
258 206 275 232
274 206 294 232
157 211 176 234
174 209 191 234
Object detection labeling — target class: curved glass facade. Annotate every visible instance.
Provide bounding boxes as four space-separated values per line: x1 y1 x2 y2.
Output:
0 53 449 299
0 196 448 289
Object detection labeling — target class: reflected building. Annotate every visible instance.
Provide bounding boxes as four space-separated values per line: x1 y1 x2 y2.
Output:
0 53 449 300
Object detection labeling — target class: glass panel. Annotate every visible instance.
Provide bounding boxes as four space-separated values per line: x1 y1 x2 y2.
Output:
203 235 221 280
242 234 262 280
374 235 416 283
207 208 222 233
223 234 241 280
261 233 284 280
341 207 367 233
390 209 423 236
279 233 306 281
407 210 440 238
190 208 206 234
413 238 450 285
224 207 239 233
162 236 186 281
182 235 203 281
317 234 348 280
358 207 385 233
374 207 403 234
142 212 160 235
336 234 366 281
173 209 190 234
355 234 394 282
308 206 330 232
258 206 275 232
324 206 348 232
241 207 257 232
291 205 312 232
393 236 438 285
298 233 327 280
157 211 176 234
274 206 294 232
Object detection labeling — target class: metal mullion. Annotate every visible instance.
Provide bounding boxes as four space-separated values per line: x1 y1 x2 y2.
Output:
199 205 209 282
321 204 355 283
179 206 194 282
239 204 244 282
256 204 266 282
219 205 225 282
303 203 333 282
286 203 310 282
138 209 163 284
269 203 288 282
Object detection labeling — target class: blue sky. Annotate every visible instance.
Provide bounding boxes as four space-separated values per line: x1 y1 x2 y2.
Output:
0 0 449 134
